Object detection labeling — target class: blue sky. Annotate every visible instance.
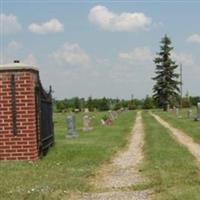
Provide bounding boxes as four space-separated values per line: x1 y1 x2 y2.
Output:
1 0 200 99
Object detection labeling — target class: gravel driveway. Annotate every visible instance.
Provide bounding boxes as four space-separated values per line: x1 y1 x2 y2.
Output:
80 111 152 200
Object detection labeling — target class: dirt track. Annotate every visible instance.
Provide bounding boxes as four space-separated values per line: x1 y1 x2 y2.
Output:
80 111 152 200
151 112 200 163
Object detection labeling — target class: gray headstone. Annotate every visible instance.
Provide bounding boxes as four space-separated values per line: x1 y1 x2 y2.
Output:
124 107 129 112
108 111 115 121
196 103 200 121
187 109 192 119
112 111 118 119
66 114 77 138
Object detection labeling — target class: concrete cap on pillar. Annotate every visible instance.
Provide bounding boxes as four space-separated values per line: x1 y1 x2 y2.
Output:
0 60 38 71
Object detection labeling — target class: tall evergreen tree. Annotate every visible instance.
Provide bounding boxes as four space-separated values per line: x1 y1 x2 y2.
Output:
152 35 180 111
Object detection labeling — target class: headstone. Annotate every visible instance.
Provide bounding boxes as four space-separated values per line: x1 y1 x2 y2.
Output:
124 107 129 112
105 116 112 125
108 111 115 121
74 108 80 113
66 114 77 138
187 109 192 119
167 104 170 112
84 108 89 113
83 115 93 131
117 109 122 115
101 119 106 125
196 103 200 121
112 111 118 119
172 106 176 115
176 108 179 116
120 108 124 112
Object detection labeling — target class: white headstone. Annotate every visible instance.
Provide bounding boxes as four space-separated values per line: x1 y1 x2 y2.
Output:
84 108 89 113
83 115 93 131
101 119 106 125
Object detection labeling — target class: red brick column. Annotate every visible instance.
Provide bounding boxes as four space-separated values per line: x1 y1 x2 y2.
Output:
0 65 39 160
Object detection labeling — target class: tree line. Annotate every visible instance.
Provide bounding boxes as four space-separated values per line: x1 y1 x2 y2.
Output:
54 96 150 112
53 95 199 113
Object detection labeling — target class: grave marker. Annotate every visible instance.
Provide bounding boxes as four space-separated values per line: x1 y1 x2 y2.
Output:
176 108 179 116
196 103 200 121
187 109 192 119
113 111 119 119
83 115 93 131
108 111 115 121
66 114 77 138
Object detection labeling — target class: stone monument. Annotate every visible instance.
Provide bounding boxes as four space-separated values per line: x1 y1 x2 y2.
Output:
196 103 200 121
108 111 115 121
83 115 93 131
176 108 179 116
187 109 192 119
66 114 77 138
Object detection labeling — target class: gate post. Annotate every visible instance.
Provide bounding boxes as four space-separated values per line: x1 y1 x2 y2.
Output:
0 61 39 160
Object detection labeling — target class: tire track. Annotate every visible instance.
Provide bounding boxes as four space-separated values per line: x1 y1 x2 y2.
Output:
151 112 200 163
79 111 152 200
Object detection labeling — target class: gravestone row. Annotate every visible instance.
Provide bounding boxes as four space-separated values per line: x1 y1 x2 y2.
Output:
167 102 200 121
100 109 126 126
66 112 94 138
66 108 126 137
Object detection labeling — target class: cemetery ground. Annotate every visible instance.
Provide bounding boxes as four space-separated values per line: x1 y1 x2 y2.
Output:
0 111 135 200
2 109 200 199
143 111 200 199
154 108 200 144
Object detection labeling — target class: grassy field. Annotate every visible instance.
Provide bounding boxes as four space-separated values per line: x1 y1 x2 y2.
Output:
2 109 200 200
142 112 200 200
154 108 200 143
0 111 135 200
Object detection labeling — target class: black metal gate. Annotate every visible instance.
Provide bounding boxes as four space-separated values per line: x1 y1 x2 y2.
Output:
35 75 54 157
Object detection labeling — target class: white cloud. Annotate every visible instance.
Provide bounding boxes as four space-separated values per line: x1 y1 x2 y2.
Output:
0 13 21 34
119 47 153 62
88 5 152 32
171 51 195 66
28 19 64 34
187 34 200 44
50 43 90 66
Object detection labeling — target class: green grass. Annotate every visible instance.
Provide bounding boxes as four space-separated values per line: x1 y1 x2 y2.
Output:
0 111 135 200
154 108 200 143
142 112 200 200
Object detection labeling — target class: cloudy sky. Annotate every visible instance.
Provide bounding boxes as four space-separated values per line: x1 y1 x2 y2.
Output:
1 0 200 99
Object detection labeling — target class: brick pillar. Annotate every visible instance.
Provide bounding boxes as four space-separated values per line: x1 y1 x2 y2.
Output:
0 63 39 160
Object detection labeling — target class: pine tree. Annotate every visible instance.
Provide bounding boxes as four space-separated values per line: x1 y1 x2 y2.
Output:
152 35 180 111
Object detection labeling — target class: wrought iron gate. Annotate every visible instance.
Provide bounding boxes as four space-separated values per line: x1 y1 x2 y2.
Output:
35 75 54 156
